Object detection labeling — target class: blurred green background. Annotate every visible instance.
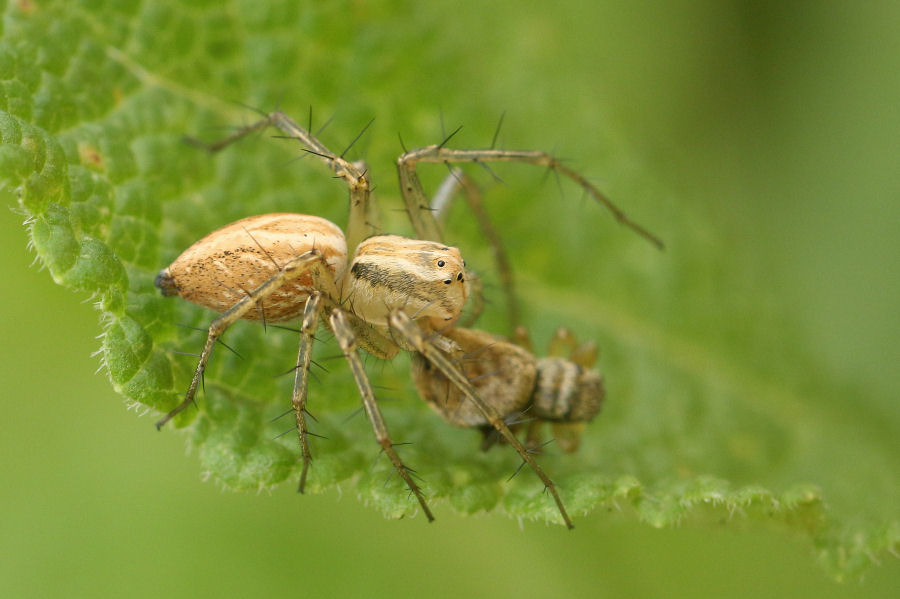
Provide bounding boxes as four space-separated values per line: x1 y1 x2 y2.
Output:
2 0 898 597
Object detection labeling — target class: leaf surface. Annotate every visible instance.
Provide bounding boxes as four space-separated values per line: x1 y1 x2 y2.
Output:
3 0 898 580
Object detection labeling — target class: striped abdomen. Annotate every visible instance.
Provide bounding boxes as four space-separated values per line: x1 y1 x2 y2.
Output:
533 357 605 422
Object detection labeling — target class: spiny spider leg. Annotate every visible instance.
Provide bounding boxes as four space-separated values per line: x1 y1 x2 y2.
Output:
398 146 664 250
389 310 574 529
155 250 331 430
330 310 434 521
293 292 322 493
430 168 519 331
186 110 379 253
456 268 486 329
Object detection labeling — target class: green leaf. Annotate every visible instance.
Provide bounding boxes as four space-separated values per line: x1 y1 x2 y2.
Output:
4 0 898 582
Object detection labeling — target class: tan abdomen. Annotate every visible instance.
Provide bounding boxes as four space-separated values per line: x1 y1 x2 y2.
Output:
156 214 347 322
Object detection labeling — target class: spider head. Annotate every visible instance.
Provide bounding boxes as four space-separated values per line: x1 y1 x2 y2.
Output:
346 235 469 331
416 241 469 330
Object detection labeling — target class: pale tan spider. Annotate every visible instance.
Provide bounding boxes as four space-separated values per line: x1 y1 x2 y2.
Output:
154 110 660 528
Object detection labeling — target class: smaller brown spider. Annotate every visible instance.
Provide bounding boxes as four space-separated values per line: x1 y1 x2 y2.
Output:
411 326 604 455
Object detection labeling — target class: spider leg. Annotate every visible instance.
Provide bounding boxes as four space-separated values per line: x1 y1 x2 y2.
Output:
186 110 379 254
429 169 461 229
457 269 485 328
293 292 323 493
155 250 334 429
389 310 574 529
397 145 664 250
426 168 521 332
511 325 535 352
330 310 435 522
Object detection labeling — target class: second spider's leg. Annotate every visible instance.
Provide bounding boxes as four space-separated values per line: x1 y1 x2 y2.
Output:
457 268 486 328
511 325 535 352
427 168 521 332
187 110 379 254
389 310 574 529
155 250 333 430
397 146 664 250
329 310 435 522
292 292 324 493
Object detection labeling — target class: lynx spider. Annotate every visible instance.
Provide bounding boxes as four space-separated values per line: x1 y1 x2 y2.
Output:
155 110 661 529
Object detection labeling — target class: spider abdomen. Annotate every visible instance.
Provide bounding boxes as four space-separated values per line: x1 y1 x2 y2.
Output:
155 213 347 322
533 357 605 422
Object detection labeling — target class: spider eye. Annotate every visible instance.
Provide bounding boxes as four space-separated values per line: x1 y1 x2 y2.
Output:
443 279 452 285
437 260 445 267
456 273 463 281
